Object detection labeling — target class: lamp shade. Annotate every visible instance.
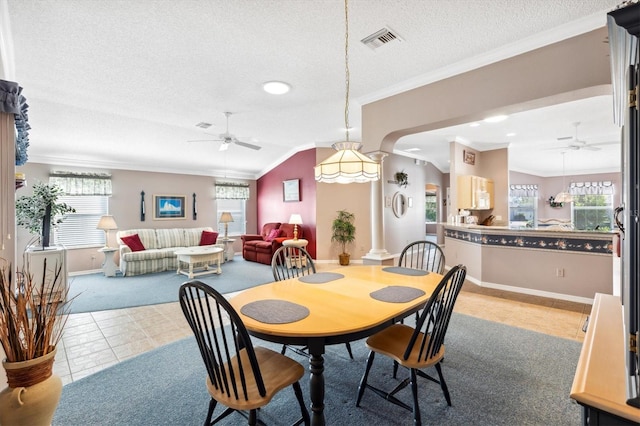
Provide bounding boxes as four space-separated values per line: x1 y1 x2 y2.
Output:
96 215 118 230
314 142 380 184
289 214 303 225
219 212 234 223
554 192 574 203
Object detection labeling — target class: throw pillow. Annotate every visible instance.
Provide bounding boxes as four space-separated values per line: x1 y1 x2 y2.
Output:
200 230 219 246
121 234 145 252
264 228 281 242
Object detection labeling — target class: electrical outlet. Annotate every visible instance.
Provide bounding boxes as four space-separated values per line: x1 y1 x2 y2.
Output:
556 268 564 278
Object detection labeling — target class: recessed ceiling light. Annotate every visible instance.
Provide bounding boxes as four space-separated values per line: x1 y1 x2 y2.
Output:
506 132 516 137
469 122 480 127
483 115 508 123
263 81 291 95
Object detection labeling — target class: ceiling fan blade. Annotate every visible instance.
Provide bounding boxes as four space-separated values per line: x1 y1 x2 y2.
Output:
187 139 222 143
557 136 573 141
234 140 262 150
590 141 620 147
581 145 601 151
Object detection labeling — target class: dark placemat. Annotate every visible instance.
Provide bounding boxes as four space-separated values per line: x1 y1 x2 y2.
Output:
370 286 426 303
382 266 429 276
298 272 345 284
240 299 309 324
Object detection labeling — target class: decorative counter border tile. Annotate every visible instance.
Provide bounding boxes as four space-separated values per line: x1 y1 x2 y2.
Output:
444 229 613 254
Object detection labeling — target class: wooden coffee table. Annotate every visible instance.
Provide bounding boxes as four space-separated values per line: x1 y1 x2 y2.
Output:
175 246 223 279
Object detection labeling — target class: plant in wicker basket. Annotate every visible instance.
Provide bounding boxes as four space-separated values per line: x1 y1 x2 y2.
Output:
0 257 71 425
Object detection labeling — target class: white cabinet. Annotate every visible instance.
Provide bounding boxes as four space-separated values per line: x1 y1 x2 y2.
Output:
24 246 68 303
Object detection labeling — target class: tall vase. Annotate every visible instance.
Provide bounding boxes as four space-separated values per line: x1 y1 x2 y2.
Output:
0 349 62 426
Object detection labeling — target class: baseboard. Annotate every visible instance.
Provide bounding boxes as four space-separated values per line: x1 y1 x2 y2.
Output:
69 269 108 277
462 273 594 305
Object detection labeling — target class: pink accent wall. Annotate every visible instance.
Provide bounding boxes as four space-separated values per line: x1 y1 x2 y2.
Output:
257 149 317 258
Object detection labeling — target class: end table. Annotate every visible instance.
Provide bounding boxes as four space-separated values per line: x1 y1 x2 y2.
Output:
218 238 236 262
99 247 118 277
282 239 309 268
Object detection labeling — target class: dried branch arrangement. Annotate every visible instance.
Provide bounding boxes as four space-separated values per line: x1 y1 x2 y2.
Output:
0 258 71 362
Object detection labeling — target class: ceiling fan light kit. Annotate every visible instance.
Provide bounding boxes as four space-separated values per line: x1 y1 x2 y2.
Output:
314 0 380 184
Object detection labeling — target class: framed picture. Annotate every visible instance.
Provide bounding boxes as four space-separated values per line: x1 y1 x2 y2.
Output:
153 194 186 220
283 179 300 202
463 150 476 165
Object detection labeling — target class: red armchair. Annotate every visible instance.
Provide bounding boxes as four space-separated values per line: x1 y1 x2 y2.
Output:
241 222 302 265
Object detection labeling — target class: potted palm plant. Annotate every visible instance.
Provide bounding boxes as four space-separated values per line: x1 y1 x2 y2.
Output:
331 210 356 266
0 258 70 425
15 181 75 249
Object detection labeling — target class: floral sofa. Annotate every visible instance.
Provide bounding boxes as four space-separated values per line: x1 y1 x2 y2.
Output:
116 227 222 276
241 222 301 265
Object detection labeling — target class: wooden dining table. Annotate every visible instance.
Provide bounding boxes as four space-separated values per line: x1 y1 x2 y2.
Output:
229 264 443 426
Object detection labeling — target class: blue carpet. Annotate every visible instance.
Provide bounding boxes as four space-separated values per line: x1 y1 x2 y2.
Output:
67 256 273 313
53 313 582 425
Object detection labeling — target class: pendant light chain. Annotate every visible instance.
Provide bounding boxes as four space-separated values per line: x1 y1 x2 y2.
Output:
344 0 350 142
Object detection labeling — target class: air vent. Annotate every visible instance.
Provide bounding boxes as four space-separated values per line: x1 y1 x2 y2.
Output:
361 27 403 50
195 122 212 129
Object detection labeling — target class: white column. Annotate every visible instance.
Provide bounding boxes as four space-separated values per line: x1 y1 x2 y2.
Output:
362 151 394 264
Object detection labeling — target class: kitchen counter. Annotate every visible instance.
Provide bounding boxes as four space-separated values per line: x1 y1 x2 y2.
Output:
447 223 615 235
443 224 615 302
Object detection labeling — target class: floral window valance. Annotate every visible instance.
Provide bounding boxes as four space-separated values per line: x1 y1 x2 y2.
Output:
509 184 538 197
0 79 30 166
49 171 112 195
215 181 249 200
569 181 614 196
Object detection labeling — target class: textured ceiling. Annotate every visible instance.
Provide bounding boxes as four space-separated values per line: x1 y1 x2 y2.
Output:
3 0 624 178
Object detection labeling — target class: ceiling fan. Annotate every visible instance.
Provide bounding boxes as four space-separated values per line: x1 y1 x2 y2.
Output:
556 122 604 151
188 112 261 151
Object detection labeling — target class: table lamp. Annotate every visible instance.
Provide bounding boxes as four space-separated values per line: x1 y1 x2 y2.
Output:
219 212 234 240
97 215 118 248
289 214 302 240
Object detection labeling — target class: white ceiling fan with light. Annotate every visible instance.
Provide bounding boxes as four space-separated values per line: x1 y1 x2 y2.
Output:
188 112 261 151
556 121 615 151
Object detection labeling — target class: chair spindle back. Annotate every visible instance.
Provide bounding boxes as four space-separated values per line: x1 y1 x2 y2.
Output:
404 265 467 362
398 240 445 274
271 246 316 282
179 280 266 401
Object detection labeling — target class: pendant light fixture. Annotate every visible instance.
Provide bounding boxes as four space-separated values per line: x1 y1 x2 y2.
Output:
554 151 574 203
314 0 380 184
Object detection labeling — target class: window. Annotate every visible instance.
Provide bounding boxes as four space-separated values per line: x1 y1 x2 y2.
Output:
509 184 538 226
509 196 537 225
216 199 246 236
55 195 109 247
425 192 437 223
572 194 614 231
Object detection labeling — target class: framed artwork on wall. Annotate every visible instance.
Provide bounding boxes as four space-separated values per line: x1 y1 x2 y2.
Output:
153 194 186 220
463 150 476 165
283 179 300 202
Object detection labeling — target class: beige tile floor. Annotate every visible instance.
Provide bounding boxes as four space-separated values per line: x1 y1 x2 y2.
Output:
50 269 590 386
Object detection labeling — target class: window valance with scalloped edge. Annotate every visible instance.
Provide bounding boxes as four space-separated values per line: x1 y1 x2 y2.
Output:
49 171 112 195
